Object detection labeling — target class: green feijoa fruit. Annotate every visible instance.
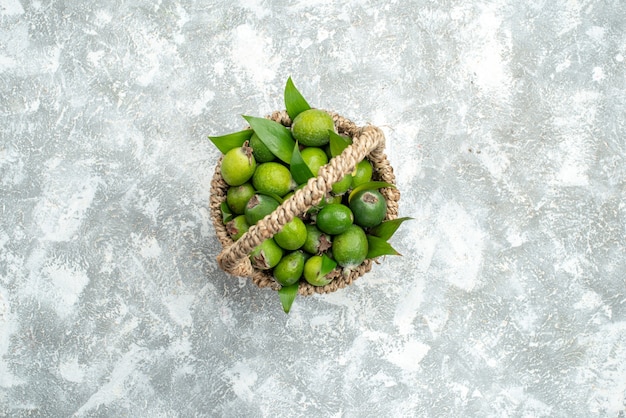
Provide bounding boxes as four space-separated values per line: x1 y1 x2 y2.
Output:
226 215 249 241
303 255 333 286
300 147 328 177
249 238 283 270
291 109 335 147
249 132 275 163
331 173 352 195
220 144 257 186
332 225 368 269
349 189 387 228
273 250 306 286
244 194 280 225
316 203 354 235
252 162 294 197
302 224 332 255
325 194 343 205
350 159 373 189
274 217 307 251
226 182 255 214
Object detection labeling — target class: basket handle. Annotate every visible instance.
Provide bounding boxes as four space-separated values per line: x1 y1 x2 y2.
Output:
216 116 387 277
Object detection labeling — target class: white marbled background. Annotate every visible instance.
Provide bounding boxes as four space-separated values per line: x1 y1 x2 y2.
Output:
1 0 626 417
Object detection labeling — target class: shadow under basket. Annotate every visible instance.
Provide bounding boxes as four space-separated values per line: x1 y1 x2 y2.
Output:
210 110 400 296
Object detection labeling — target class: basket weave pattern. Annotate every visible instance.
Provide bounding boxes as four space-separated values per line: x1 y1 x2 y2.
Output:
210 110 400 295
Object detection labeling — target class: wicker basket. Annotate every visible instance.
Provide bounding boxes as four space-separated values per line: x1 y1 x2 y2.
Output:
210 110 400 295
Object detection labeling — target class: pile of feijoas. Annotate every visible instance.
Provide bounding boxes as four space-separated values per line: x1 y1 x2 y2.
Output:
209 78 409 312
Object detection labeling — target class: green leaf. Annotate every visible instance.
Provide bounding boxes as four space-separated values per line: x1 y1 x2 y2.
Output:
329 130 352 157
348 181 396 204
290 142 315 185
243 115 295 164
369 217 413 241
284 77 311 120
256 190 284 204
278 283 299 314
367 235 401 259
208 129 254 154
220 202 233 223
320 254 337 278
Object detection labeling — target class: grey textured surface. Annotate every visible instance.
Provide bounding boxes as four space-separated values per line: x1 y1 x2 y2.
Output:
1 0 626 417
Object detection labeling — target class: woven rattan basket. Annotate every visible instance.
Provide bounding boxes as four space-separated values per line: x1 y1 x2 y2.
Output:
210 110 400 295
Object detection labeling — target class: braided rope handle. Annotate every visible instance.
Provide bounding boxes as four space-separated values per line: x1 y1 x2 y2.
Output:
213 110 390 278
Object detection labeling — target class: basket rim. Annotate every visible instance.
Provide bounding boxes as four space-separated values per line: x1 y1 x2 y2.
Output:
210 109 400 295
